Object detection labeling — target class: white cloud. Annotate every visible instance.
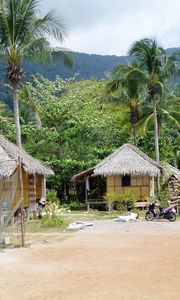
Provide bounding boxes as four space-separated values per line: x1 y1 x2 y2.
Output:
42 0 180 55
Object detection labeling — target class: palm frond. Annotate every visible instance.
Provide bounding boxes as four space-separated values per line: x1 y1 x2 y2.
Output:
106 79 121 93
0 3 11 45
161 109 180 129
105 94 130 106
155 81 163 99
52 48 74 68
0 0 71 69
136 113 153 135
14 0 40 45
35 9 68 42
168 110 180 121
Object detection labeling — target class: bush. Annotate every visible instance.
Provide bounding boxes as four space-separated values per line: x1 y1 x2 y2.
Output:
147 189 170 207
104 190 137 212
69 200 81 210
116 189 137 211
158 189 170 207
39 215 63 228
43 202 59 217
103 192 119 211
46 190 59 204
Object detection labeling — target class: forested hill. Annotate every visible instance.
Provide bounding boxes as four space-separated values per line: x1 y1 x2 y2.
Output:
0 47 179 108
54 52 130 80
23 52 130 81
26 46 180 80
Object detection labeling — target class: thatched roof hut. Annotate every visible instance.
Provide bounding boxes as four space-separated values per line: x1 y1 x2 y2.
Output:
0 135 54 178
93 144 163 177
72 144 164 206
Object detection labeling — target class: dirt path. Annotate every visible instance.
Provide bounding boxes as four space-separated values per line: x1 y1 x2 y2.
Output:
0 220 180 300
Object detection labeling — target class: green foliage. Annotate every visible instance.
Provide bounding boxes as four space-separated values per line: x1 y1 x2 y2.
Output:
103 192 119 203
158 189 170 207
1 64 179 203
69 200 81 210
17 77 131 199
115 189 137 211
43 202 59 218
103 192 119 211
46 190 59 204
0 0 72 74
104 190 137 211
138 128 176 163
39 215 63 228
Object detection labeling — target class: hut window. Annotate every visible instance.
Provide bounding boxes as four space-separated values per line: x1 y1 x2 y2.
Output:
122 175 131 186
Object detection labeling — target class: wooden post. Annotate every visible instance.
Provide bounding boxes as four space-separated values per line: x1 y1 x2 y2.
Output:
41 176 46 199
87 201 90 211
18 156 25 247
157 174 160 195
85 177 89 211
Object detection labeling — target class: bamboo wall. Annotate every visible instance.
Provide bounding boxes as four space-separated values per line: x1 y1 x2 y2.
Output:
0 178 15 209
36 175 43 199
0 172 44 213
107 175 152 201
13 170 32 208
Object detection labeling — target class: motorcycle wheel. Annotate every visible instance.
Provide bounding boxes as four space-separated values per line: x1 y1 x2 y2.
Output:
168 212 176 222
145 212 154 221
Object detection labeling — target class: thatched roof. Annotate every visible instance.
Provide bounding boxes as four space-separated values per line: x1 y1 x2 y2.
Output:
93 144 163 177
163 163 180 180
0 135 54 178
71 167 95 182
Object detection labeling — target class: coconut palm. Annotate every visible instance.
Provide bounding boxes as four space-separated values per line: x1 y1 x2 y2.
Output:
128 38 177 163
137 88 180 136
0 0 73 147
106 62 146 145
19 84 42 128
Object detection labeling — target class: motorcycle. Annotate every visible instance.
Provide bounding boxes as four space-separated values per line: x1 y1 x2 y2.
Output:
145 202 176 222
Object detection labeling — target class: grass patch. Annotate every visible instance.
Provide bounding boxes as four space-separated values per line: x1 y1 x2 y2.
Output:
39 216 63 228
0 244 5 251
1 209 179 248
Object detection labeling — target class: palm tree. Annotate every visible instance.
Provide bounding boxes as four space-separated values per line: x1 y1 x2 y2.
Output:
19 84 42 128
137 88 180 136
128 38 177 164
106 63 146 145
0 0 73 246
0 0 73 147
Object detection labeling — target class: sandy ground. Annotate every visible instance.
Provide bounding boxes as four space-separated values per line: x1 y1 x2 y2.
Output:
0 220 180 300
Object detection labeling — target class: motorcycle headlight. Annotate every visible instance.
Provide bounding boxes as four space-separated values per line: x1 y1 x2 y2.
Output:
172 208 176 213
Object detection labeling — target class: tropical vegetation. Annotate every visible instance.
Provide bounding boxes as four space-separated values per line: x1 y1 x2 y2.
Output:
0 0 72 147
0 1 179 204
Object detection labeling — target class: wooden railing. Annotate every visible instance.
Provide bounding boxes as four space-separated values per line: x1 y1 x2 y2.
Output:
87 199 106 211
87 199 149 210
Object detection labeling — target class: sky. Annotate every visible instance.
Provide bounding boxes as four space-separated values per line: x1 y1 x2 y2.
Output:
42 0 180 56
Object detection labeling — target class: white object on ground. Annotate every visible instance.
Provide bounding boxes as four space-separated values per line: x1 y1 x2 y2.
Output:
4 237 11 245
67 221 93 230
114 212 138 222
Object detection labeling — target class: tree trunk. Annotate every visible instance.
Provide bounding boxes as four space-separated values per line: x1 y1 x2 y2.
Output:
34 111 42 128
13 85 22 148
13 87 25 246
152 96 160 163
133 123 137 146
152 96 160 193
131 108 137 146
18 156 25 247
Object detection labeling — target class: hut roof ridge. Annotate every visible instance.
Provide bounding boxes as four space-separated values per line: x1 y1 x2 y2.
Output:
0 135 54 177
163 163 180 179
94 143 163 177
